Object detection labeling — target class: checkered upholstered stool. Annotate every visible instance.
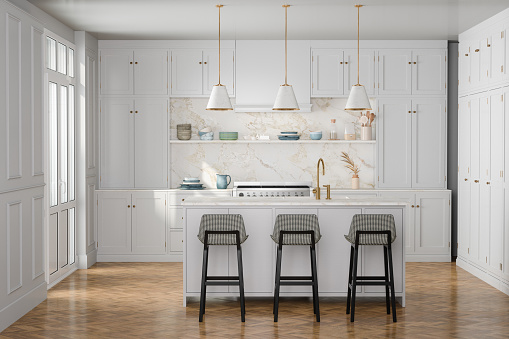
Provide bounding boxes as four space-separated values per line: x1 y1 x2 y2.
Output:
198 214 248 322
345 214 397 322
271 214 322 322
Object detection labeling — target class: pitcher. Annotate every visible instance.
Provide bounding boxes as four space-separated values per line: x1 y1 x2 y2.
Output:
216 174 231 189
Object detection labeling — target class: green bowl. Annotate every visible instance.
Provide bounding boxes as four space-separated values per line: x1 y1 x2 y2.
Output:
219 132 238 140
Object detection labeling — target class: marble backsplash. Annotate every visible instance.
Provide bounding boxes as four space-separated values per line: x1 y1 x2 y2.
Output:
170 98 376 189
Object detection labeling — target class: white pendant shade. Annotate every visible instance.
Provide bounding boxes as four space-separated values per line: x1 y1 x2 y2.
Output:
206 84 233 110
345 85 371 111
273 85 299 111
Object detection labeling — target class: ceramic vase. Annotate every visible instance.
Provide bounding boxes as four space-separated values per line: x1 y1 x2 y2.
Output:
361 126 372 141
352 175 360 189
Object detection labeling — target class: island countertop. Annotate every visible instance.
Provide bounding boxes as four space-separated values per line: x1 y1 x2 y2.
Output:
181 196 411 206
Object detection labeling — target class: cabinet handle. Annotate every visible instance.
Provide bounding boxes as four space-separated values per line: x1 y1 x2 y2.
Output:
464 178 468 181
135 61 138 64
487 44 491 47
127 205 131 208
408 62 411 64
411 205 415 208
182 198 185 201
475 49 480 52
416 205 420 208
340 62 343 64
135 110 138 114
486 182 490 185
133 205 136 208
408 111 411 114
129 110 133 114
413 111 416 113
413 62 416 64
130 61 133 64
344 62 348 64
204 62 207 64
465 53 469 56
199 62 202 64
474 180 479 183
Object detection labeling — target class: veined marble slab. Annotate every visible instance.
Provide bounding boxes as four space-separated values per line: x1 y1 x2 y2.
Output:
182 196 409 206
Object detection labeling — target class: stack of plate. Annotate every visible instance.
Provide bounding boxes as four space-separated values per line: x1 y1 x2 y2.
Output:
278 131 301 141
219 132 238 140
180 177 205 190
177 124 192 140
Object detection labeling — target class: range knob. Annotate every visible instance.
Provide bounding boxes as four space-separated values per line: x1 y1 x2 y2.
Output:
239 193 244 197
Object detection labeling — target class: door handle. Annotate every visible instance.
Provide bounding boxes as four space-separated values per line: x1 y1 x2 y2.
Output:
474 180 479 183
416 205 420 208
128 205 131 208
486 182 490 185
411 205 415 208
133 205 136 208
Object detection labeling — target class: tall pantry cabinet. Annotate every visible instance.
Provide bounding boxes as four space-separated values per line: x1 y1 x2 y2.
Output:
457 8 509 296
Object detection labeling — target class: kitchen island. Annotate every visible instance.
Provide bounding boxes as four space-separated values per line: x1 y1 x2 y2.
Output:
182 196 409 307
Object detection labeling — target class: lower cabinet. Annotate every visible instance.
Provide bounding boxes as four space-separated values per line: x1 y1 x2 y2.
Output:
97 191 166 255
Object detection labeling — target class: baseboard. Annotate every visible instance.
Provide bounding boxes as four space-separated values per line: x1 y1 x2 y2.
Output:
0 282 47 332
47 267 78 290
406 254 452 262
457 257 509 296
97 254 183 262
77 248 98 269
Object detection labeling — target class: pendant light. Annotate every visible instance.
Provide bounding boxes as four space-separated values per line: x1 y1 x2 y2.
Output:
207 4 233 110
345 4 372 111
273 4 299 111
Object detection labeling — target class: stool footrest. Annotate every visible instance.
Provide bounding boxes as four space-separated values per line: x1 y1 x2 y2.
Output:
349 281 390 288
356 276 387 280
280 281 314 286
206 276 239 280
206 281 241 286
280 276 313 281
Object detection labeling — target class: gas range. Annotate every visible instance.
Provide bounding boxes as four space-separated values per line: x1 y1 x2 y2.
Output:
232 181 313 198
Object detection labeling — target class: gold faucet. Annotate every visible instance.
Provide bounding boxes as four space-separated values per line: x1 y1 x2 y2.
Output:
313 158 325 199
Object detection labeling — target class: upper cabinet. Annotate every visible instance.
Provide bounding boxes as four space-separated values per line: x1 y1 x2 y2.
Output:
171 49 235 97
378 49 412 95
100 49 168 95
411 50 447 95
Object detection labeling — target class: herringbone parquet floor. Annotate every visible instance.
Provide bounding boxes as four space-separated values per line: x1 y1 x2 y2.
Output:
1 262 509 338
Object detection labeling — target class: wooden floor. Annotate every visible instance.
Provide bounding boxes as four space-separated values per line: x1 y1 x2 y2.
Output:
2 262 509 338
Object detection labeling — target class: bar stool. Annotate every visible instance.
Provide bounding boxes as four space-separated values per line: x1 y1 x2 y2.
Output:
197 214 248 322
271 214 322 322
345 214 397 322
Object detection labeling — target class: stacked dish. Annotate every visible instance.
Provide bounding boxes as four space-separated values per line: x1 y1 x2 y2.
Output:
219 132 238 140
177 124 192 140
199 127 213 140
278 131 300 141
180 177 204 190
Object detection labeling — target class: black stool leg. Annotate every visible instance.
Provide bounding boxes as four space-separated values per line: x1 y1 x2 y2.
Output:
199 244 209 322
346 245 354 315
350 243 359 322
310 244 320 322
237 243 246 322
383 245 390 315
387 242 397 322
274 243 283 322
309 246 316 315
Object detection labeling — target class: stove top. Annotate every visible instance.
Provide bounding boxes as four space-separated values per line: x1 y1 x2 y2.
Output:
232 181 313 198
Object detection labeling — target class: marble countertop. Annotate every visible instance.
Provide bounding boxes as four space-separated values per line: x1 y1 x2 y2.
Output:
182 196 410 206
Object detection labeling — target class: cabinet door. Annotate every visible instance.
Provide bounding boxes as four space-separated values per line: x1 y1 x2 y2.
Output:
459 42 471 92
470 181 480 261
378 50 412 95
489 184 504 274
412 50 446 95
171 49 203 96
490 90 504 183
168 207 183 229
505 27 509 81
457 180 471 258
133 49 168 95
185 208 229 293
479 183 490 267
377 99 412 188
170 230 183 252
311 49 344 96
470 41 481 88
344 49 376 96
134 99 167 188
414 192 450 256
318 208 362 293
203 49 235 96
458 98 471 180
479 95 491 181
100 99 134 188
480 37 492 85
131 192 166 254
228 208 273 294
491 28 506 83
379 191 415 255
470 97 480 179
506 88 509 185
504 187 509 280
100 49 133 95
411 99 446 188
97 192 132 254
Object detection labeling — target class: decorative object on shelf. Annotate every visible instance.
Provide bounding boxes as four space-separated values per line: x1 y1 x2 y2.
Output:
341 151 360 189
181 177 205 190
206 4 233 111
278 134 301 140
199 127 212 136
257 134 271 140
358 111 375 140
345 4 372 112
216 174 232 189
329 119 338 140
344 122 356 140
273 4 299 111
177 124 192 140
200 132 214 140
219 132 238 140
310 131 322 140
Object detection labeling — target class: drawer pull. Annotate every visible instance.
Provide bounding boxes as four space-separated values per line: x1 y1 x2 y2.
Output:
486 182 490 185
411 205 415 208
127 205 131 208
133 205 136 208
475 49 480 52
182 198 185 202
464 178 468 181
416 205 420 208
474 180 479 183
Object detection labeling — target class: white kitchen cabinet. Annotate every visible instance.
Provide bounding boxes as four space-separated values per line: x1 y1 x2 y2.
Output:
458 98 471 181
378 50 412 95
479 94 491 182
457 180 471 258
504 187 509 280
491 28 506 83
170 230 183 252
344 49 376 96
228 208 273 294
168 206 184 229
506 88 509 184
470 40 481 88
100 98 167 189
490 90 504 184
377 99 412 188
311 49 344 96
480 37 492 86
97 191 167 255
459 42 471 93
171 49 235 97
318 208 362 293
100 49 168 95
470 97 481 180
489 184 504 274
469 181 480 261
412 50 447 95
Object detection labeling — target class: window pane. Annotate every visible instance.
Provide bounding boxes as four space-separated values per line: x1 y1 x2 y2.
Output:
46 37 56 71
49 82 58 207
69 208 75 265
68 48 74 78
60 85 68 204
68 85 75 201
57 42 67 74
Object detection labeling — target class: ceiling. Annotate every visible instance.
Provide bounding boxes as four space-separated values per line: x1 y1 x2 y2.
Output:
25 0 509 40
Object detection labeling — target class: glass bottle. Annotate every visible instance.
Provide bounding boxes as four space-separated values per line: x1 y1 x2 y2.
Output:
330 119 337 140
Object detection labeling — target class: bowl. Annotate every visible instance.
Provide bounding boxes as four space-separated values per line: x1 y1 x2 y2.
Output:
280 131 298 135
200 132 214 140
310 131 322 140
219 132 238 140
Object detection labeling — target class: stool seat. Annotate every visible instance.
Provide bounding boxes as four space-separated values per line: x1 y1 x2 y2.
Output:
271 214 321 245
198 214 248 245
344 214 396 245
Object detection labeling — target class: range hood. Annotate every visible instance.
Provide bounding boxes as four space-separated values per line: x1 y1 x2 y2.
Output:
234 40 312 113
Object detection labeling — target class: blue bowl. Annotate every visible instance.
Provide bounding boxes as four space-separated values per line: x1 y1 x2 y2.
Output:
280 131 298 135
310 132 322 140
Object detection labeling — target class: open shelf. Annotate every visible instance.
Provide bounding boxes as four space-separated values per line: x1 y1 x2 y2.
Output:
169 140 376 144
